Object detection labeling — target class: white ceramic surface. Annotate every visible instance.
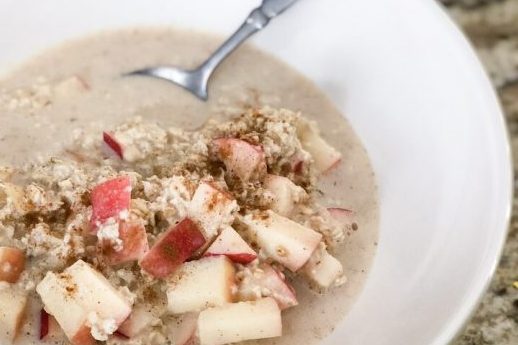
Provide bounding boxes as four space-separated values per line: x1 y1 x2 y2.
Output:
0 0 512 344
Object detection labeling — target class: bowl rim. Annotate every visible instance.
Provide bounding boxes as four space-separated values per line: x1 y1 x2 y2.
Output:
0 0 513 343
433 3 514 343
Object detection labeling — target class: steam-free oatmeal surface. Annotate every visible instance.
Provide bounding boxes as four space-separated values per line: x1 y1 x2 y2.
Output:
0 28 379 345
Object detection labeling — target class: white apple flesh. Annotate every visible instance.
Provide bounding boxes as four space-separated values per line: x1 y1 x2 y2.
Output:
296 119 342 174
167 312 198 345
203 226 257 264
36 260 133 345
117 304 158 338
198 297 282 345
303 245 345 289
263 174 306 216
238 264 298 310
64 260 133 321
189 182 238 240
37 272 94 345
241 211 322 271
167 256 235 314
0 289 27 345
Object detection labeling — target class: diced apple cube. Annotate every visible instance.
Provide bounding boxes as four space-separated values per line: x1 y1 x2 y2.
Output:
36 260 133 345
102 221 149 266
303 244 345 289
40 309 50 340
139 218 206 279
288 151 308 175
238 264 297 310
189 182 238 239
103 120 168 162
0 246 25 283
166 312 198 345
103 132 124 159
0 289 27 344
39 281 93 345
328 207 354 226
264 175 307 216
117 304 158 338
90 176 131 231
327 207 355 245
167 256 235 314
212 138 267 181
297 119 341 174
241 211 322 271
39 308 67 341
204 226 256 264
198 298 282 345
53 75 89 100
71 325 97 345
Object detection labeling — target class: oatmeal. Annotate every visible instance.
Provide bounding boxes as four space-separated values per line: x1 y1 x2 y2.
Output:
0 28 379 345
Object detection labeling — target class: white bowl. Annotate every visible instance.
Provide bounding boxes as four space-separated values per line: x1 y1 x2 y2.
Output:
0 0 512 344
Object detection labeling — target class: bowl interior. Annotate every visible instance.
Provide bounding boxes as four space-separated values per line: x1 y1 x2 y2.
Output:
0 0 512 344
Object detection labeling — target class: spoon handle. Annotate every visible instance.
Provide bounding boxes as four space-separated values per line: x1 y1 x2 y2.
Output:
199 0 298 75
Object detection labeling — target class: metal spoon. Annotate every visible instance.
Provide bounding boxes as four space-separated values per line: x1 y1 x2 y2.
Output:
126 0 299 100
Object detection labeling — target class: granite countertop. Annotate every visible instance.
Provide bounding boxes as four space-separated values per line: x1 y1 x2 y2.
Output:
440 0 518 344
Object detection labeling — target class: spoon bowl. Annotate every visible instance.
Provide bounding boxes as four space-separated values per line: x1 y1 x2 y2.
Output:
125 0 299 100
127 66 211 100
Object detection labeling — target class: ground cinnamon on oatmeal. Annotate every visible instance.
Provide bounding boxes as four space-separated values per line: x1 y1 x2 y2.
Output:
0 28 379 345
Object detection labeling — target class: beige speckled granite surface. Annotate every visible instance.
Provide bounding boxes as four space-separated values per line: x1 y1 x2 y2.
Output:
440 0 518 344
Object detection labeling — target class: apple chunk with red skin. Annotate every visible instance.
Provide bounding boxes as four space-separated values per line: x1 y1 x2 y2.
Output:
139 218 206 279
189 182 238 240
40 310 65 341
241 211 322 271
296 119 342 174
238 263 298 310
0 289 28 345
36 260 133 345
198 297 282 345
40 309 50 340
204 226 256 264
212 138 267 181
101 221 149 266
103 132 123 159
0 246 25 283
167 256 235 314
90 176 131 232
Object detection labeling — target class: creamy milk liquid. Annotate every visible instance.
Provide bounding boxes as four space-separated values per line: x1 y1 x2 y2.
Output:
0 28 379 345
